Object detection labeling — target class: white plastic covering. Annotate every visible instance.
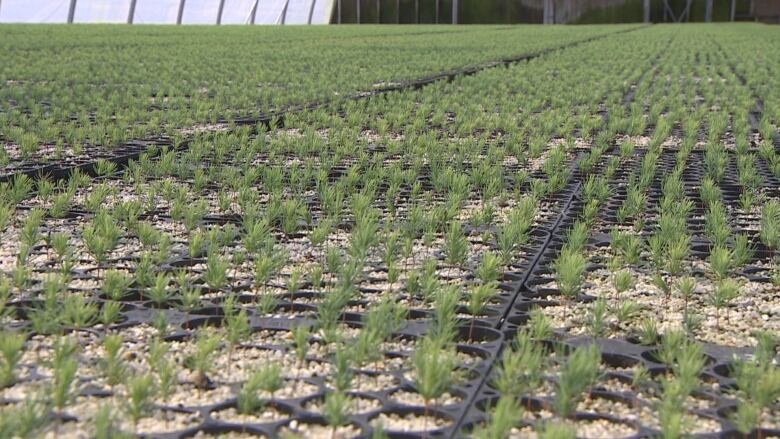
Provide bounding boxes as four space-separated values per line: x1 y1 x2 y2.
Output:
133 0 182 24
219 0 257 24
75 0 132 23
181 0 220 23
0 0 71 23
0 0 334 24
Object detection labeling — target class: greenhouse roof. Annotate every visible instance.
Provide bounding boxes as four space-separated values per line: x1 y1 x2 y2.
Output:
0 0 334 24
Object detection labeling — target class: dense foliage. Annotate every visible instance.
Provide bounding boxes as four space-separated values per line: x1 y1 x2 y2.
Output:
0 23 778 438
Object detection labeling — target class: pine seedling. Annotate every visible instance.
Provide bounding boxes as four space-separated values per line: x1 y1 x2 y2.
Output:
731 399 760 436
0 278 9 322
554 344 601 418
657 330 687 367
681 309 702 337
739 191 756 212
205 252 230 290
256 288 279 316
3 174 34 205
587 297 608 337
676 276 696 315
184 330 221 389
95 159 118 177
125 374 156 430
735 361 780 409
364 298 407 342
476 251 502 285
309 219 333 254
351 326 383 376
147 272 173 307
709 246 733 280
51 356 78 417
332 347 354 393
732 233 755 268
467 283 497 341
310 264 324 290
292 325 310 368
254 252 282 292
102 269 133 301
348 216 379 263
670 341 706 394
666 236 690 276
431 285 460 346
711 278 740 329
0 331 25 388
134 252 155 292
652 273 671 304
413 337 457 417
528 307 554 342
553 248 587 306
94 405 128 439
760 200 780 255
753 331 778 368
636 317 659 346
613 300 642 325
152 310 169 337
631 364 650 411
699 177 721 207
60 294 98 329
0 203 12 235
286 267 304 302
658 382 686 439
19 208 44 250
492 330 545 397
0 397 48 437
472 395 523 439
100 334 127 389
236 370 266 414
612 269 635 300
565 222 590 254
704 201 731 247
443 221 469 269
147 339 176 399
323 391 352 437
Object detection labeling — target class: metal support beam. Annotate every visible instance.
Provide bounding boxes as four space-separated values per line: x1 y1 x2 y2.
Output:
396 0 399 23
356 0 360 23
435 0 439 23
308 0 317 24
337 0 341 23
127 0 137 24
663 0 677 22
452 0 458 24
376 0 380 23
730 0 736 21
249 0 259 24
543 0 554 24
705 0 713 21
681 0 693 22
280 0 290 24
643 0 650 22
415 0 419 24
217 0 226 24
67 0 77 23
177 0 186 24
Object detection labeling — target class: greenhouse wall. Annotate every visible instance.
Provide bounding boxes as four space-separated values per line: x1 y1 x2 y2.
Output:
330 0 766 24
0 0 772 24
